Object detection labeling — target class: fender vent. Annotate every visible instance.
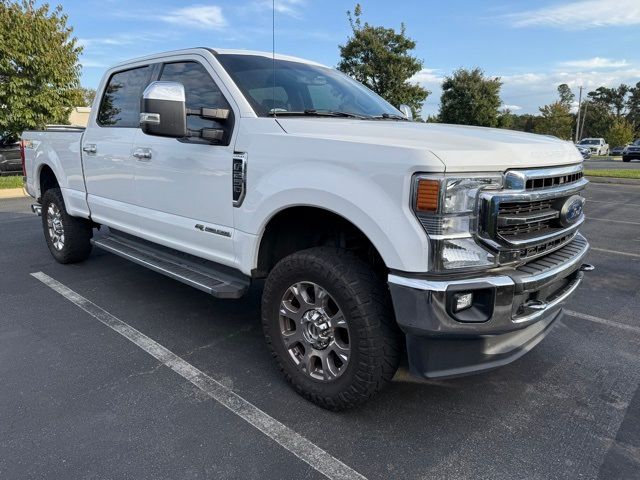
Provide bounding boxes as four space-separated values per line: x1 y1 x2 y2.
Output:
232 152 247 207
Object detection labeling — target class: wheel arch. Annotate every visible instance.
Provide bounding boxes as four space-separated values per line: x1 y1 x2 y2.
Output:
254 204 394 278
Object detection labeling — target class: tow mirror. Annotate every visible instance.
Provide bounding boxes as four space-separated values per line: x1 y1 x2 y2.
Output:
399 104 412 120
140 81 187 138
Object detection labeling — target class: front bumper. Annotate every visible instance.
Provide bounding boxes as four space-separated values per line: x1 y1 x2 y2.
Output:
388 234 591 379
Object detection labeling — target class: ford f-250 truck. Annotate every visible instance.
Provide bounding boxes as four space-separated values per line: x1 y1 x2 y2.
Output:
22 48 593 410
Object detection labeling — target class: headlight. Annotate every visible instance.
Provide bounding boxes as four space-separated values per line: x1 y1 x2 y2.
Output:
412 174 502 271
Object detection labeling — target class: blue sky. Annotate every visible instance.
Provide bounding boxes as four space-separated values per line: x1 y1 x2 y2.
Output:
61 0 640 115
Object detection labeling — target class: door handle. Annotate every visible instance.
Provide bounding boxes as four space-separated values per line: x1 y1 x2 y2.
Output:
133 148 152 161
82 144 97 154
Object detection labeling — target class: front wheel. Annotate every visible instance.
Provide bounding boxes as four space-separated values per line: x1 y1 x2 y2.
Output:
41 188 93 264
261 247 402 410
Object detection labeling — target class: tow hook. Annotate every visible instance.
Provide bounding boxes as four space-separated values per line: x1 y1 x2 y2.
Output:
579 263 595 272
31 204 42 216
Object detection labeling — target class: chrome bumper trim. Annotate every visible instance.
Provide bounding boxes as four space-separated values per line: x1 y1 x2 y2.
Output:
388 273 514 292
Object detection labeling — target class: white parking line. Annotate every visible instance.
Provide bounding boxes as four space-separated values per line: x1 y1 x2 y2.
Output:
565 310 640 335
587 200 640 207
591 247 640 259
31 271 366 480
587 217 640 226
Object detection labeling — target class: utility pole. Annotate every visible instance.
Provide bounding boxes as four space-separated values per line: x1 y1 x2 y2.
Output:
575 86 583 143
579 101 588 140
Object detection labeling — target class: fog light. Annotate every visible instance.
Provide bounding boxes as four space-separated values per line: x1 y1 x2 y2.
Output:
453 292 473 312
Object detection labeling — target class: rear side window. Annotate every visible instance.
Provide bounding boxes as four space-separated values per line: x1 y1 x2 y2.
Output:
97 66 151 127
159 61 231 132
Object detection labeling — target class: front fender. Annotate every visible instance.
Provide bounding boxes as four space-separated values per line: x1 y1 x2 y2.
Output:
235 159 432 273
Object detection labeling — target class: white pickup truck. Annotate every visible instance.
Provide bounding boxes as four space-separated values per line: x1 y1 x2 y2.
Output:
22 48 593 410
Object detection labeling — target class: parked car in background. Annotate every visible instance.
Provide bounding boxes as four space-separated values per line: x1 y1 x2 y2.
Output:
622 139 640 162
611 145 628 156
576 145 591 160
0 134 21 174
577 138 609 156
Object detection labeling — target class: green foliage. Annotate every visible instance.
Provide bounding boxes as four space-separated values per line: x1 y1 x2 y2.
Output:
587 85 630 118
72 87 96 107
626 81 640 135
584 169 640 180
557 84 574 108
606 118 635 147
438 68 502 127
338 4 429 117
534 101 573 140
0 0 82 137
578 101 614 140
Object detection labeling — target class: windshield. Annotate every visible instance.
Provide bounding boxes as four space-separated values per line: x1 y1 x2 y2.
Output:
216 54 401 118
579 139 599 145
634 139 640 145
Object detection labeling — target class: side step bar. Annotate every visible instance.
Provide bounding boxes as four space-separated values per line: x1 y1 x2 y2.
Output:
91 230 249 299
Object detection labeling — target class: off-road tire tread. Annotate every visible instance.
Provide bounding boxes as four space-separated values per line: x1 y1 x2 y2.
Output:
41 188 92 264
262 247 402 410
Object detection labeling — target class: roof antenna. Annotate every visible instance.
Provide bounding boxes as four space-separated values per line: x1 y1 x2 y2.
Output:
272 0 276 118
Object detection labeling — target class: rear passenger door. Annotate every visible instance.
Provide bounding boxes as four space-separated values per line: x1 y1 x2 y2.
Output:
131 59 237 266
83 65 152 228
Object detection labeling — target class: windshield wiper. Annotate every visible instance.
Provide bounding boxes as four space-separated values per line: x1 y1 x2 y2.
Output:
371 113 410 121
268 109 372 119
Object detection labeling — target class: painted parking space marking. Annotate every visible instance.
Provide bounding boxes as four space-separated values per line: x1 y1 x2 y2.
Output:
590 247 640 259
31 271 366 480
587 200 640 207
586 217 640 226
565 310 640 335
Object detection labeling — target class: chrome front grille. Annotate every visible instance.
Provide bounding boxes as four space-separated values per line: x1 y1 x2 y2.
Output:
478 164 587 262
525 171 583 190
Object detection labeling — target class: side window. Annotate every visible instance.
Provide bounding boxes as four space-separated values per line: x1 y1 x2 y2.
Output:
98 66 151 127
159 61 232 134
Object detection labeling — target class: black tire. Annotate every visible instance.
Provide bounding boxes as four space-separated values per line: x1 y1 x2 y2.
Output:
261 247 402 410
622 157 631 162
41 188 93 264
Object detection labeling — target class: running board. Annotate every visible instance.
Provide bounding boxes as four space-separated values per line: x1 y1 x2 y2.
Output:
91 230 249 299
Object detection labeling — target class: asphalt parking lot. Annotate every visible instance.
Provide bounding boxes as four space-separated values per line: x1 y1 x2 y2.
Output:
1 183 639 480
585 157 640 170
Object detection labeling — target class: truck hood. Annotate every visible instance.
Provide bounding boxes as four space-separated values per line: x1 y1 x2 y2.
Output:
276 118 582 172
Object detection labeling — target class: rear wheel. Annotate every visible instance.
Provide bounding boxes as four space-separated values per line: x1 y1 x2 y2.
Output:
261 247 402 410
622 157 631 162
41 188 93 264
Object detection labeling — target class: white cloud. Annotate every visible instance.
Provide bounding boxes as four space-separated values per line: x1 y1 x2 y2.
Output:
161 5 227 29
501 104 522 111
559 57 629 69
412 63 640 116
245 0 307 18
504 0 640 29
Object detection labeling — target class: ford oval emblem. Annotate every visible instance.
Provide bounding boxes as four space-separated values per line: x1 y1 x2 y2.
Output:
560 195 584 227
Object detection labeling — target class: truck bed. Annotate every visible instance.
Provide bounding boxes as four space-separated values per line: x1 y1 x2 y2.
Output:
22 127 88 216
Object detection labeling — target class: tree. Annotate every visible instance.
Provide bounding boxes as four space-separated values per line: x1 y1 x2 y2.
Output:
534 102 573 140
338 4 429 117
73 87 96 107
588 85 630 118
626 81 640 136
578 101 614 139
0 0 82 137
438 68 502 127
606 118 635 147
557 83 574 108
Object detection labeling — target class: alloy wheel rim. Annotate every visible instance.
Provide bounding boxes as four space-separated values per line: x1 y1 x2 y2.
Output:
279 281 350 382
46 203 65 251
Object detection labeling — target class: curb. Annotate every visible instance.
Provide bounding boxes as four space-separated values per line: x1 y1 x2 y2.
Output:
586 176 640 186
0 188 28 199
